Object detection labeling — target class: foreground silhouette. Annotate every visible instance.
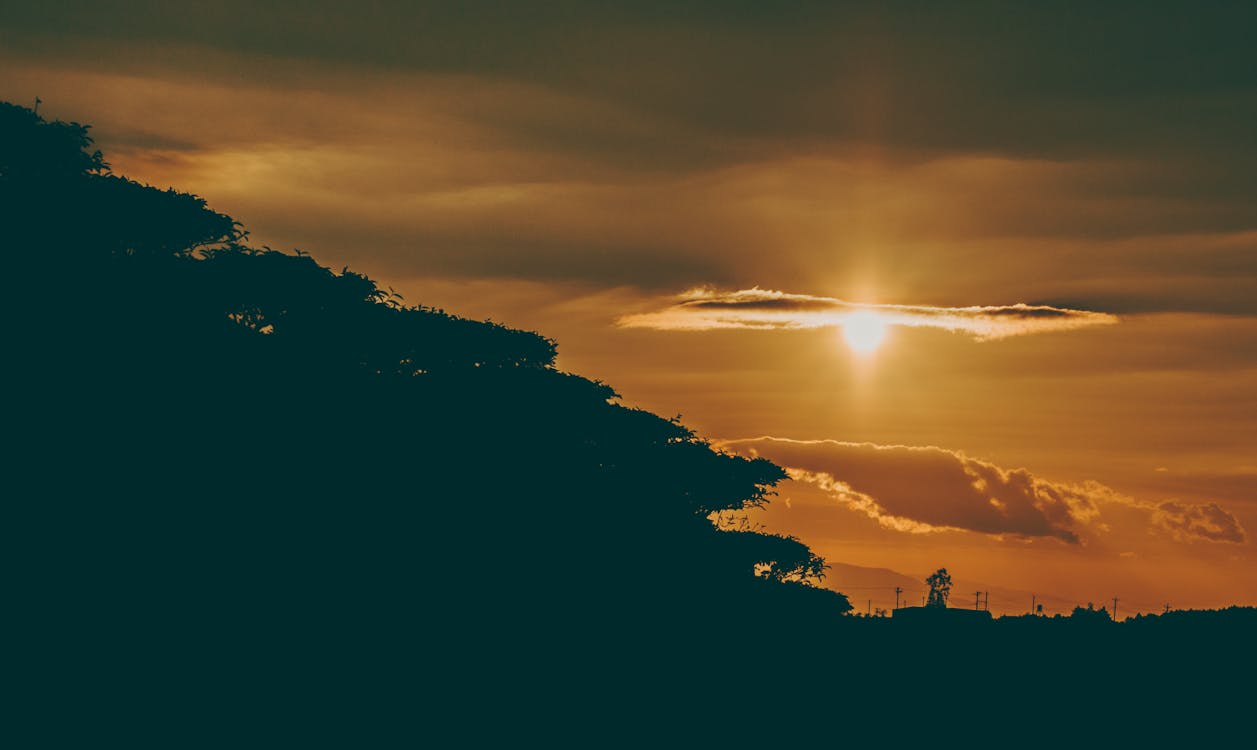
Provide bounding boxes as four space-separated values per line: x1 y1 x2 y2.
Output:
6 102 1252 739
5 101 858 729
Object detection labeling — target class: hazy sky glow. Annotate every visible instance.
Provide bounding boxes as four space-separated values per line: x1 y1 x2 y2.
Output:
5 1 1254 613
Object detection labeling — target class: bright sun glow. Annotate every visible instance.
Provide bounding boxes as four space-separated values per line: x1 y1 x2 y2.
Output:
842 311 889 354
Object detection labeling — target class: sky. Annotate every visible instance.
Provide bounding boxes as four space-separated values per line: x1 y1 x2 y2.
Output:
4 1 1255 614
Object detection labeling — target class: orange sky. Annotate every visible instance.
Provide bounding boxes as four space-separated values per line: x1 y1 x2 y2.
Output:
4 3 1254 614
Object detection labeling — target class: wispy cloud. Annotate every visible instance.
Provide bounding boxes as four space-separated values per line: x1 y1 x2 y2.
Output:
619 287 1118 340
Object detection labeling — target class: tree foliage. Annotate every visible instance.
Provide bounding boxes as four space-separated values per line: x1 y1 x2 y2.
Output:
926 567 953 608
1070 603 1113 624
5 100 851 688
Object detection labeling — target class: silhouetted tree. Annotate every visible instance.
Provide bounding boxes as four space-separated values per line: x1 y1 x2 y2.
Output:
926 568 953 608
1070 602 1113 624
4 100 852 702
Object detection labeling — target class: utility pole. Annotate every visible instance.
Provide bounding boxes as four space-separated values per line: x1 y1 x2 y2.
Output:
1164 603 1171 615
895 586 903 610
1031 594 1036 615
868 599 872 616
975 591 982 611
1112 596 1119 622
984 592 990 612
34 96 42 115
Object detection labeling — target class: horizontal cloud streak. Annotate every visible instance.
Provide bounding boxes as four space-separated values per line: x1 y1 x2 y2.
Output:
621 288 1118 340
719 437 1246 546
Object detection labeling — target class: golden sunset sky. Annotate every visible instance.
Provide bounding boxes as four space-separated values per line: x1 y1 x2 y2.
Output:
5 2 1254 614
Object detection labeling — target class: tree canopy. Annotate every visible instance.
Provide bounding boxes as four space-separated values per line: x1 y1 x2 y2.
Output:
926 567 953 608
4 100 851 699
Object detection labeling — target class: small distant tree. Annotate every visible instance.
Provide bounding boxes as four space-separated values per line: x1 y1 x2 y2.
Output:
926 568 952 608
1070 602 1113 624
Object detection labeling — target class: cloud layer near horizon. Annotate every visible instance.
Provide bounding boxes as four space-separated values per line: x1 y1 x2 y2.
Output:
620 288 1118 340
719 437 1246 545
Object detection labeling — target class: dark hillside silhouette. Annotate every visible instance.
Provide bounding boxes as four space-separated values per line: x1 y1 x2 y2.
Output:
7 102 1253 737
4 101 853 723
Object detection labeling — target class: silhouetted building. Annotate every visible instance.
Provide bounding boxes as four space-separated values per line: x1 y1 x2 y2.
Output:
892 606 992 624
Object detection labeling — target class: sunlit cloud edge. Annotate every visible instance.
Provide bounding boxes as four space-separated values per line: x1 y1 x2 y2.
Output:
618 287 1119 340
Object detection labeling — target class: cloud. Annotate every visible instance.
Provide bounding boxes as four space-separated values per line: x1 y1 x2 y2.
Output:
719 437 1246 546
7 59 1256 307
719 437 1101 542
1152 501 1247 544
1072 482 1250 545
5 3 1256 165
620 287 1117 340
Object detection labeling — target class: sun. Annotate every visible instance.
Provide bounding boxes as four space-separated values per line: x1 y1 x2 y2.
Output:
842 311 889 354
